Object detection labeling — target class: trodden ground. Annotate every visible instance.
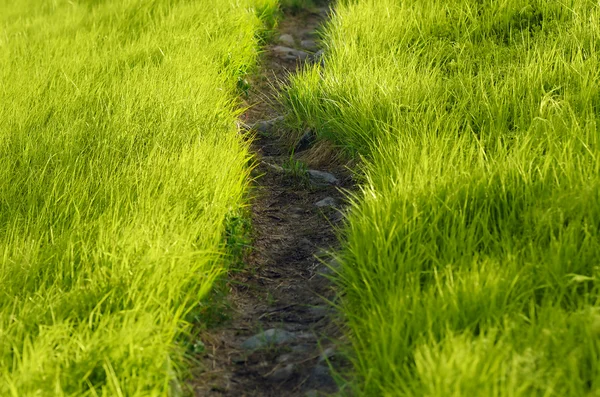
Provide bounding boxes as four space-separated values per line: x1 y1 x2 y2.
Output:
190 3 353 396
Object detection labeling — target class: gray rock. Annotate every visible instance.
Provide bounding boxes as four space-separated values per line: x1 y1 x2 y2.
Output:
318 258 341 277
311 49 325 66
318 265 335 277
327 210 345 223
295 129 316 152
272 45 310 61
300 39 319 52
241 329 295 350
315 197 336 207
308 170 340 186
277 354 292 363
263 162 284 173
278 34 295 47
290 206 307 220
252 116 284 134
296 331 317 341
304 391 319 397
314 247 330 259
330 257 342 270
319 347 336 363
268 363 296 382
308 305 332 319
306 365 337 390
291 343 313 354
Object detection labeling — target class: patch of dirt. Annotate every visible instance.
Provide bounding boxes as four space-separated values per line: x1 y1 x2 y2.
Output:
190 3 353 397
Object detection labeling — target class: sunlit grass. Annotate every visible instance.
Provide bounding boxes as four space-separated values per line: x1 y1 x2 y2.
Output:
0 0 277 394
286 0 600 395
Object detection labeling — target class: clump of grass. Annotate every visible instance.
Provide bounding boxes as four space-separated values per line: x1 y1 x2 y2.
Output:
0 0 277 394
286 0 600 395
225 210 254 270
186 209 254 332
282 155 310 184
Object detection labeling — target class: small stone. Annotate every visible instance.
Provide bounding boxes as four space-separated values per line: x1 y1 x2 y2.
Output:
330 257 342 270
318 258 341 277
304 391 319 397
314 247 330 258
272 45 310 61
319 347 336 363
278 34 295 47
317 264 335 277
268 363 296 382
308 305 332 319
263 162 284 173
311 49 326 67
315 197 336 207
291 344 313 354
306 365 337 390
295 129 316 152
327 210 345 223
277 354 292 363
241 329 295 350
300 39 319 52
289 206 307 219
296 331 317 340
252 116 284 134
308 170 340 186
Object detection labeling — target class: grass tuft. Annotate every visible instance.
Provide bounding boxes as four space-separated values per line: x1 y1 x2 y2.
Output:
286 0 600 395
0 0 278 394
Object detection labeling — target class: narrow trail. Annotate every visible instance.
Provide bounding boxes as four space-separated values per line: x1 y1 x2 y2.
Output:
191 3 352 397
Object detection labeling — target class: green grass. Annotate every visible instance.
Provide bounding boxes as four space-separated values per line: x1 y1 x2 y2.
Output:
0 0 277 394
282 155 310 184
286 0 600 395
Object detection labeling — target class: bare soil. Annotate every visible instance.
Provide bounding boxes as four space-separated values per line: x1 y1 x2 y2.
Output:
190 4 352 397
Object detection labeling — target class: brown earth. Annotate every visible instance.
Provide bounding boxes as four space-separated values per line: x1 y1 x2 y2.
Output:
189 3 353 397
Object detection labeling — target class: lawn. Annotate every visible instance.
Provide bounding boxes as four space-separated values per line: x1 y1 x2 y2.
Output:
0 0 276 394
286 0 600 395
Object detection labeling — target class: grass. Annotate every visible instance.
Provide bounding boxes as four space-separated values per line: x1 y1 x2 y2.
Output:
0 0 277 394
282 155 310 184
285 0 600 395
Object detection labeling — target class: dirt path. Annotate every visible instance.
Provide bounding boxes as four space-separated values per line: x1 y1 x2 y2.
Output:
190 3 352 397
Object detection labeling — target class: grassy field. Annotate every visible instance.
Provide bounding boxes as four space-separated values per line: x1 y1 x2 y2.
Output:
286 0 600 395
0 0 277 394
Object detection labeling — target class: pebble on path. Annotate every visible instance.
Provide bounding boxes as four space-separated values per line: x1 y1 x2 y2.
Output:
300 39 319 52
315 197 336 207
279 34 295 47
272 45 310 61
252 116 285 134
308 170 340 186
241 329 295 350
